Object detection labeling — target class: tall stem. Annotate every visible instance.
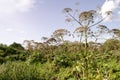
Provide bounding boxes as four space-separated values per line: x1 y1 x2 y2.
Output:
85 26 88 51
80 32 83 43
84 25 89 79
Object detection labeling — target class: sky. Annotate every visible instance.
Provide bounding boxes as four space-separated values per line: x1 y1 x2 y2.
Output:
0 0 120 45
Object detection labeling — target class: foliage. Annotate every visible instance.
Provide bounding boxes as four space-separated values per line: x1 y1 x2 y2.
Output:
0 40 120 79
0 62 41 80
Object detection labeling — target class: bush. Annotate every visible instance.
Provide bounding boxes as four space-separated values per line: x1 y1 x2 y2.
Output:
54 54 73 68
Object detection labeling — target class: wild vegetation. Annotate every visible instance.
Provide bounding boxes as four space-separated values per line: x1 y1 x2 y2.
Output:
0 39 120 80
0 3 120 80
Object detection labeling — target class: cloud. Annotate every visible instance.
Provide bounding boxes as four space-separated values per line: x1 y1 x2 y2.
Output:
100 0 120 21
0 0 37 14
5 27 26 35
5 28 14 32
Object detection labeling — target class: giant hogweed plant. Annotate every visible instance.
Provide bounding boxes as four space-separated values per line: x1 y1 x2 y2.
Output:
63 5 112 79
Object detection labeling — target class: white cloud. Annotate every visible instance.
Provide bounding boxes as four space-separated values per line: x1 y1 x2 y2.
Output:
5 28 14 32
100 0 120 21
0 0 37 14
5 27 26 35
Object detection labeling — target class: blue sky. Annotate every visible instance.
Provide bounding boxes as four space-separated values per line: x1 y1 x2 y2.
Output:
0 0 120 45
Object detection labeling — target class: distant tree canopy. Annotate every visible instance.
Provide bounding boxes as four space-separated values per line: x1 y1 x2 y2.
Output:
9 42 24 50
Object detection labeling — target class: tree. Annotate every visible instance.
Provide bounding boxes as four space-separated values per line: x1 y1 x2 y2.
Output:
9 42 24 50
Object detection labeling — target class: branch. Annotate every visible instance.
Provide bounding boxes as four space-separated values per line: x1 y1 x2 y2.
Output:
89 17 106 28
68 13 83 26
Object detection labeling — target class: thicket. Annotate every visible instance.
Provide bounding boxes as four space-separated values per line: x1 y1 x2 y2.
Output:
0 39 120 80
